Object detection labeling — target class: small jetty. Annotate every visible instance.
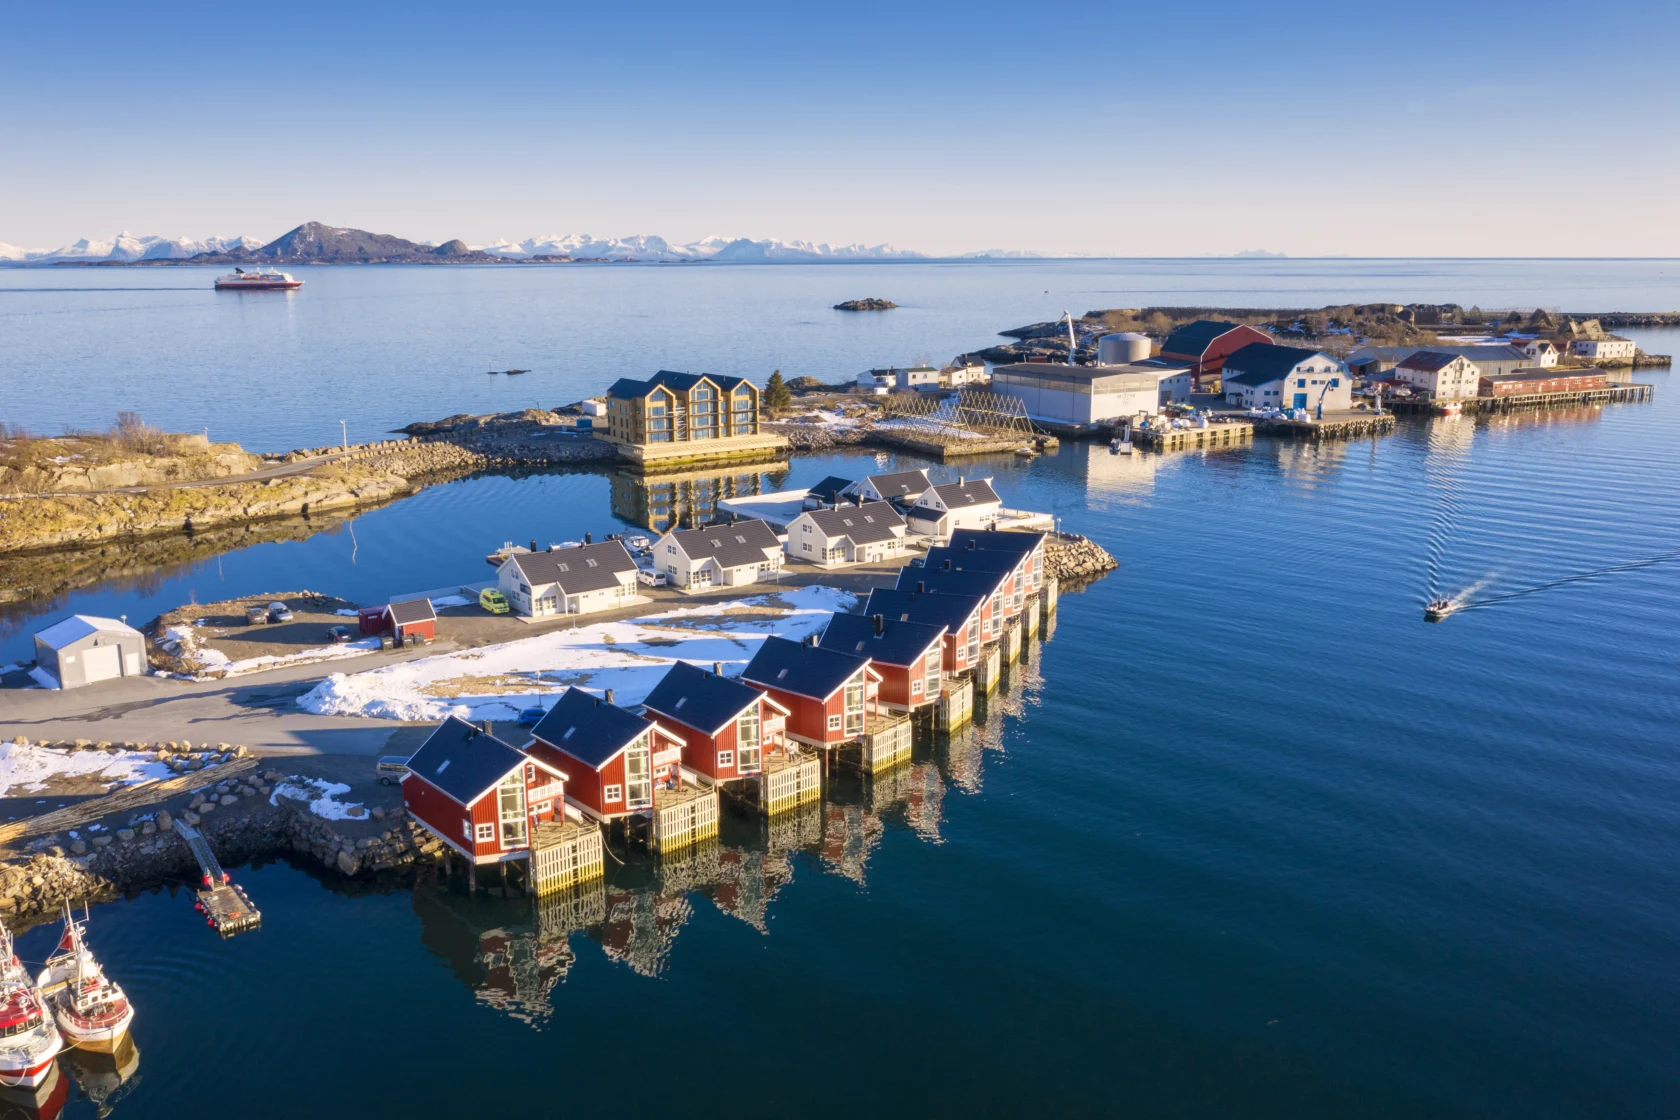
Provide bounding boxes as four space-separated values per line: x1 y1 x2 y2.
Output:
1129 420 1254 451
175 822 261 937
1384 383 1653 415
1250 412 1396 441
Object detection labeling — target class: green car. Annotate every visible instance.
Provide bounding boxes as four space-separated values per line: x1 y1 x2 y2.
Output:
479 588 511 614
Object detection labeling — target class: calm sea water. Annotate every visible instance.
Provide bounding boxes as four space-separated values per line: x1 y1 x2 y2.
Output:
1 265 1678 1117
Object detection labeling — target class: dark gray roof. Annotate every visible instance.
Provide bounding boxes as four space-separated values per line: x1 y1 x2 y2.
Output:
852 470 929 499
529 687 650 769
669 519 780 568
922 479 1001 511
641 660 761 735
802 502 906 545
819 613 945 668
741 636 869 700
404 716 528 805
1222 342 1331 384
894 564 1011 599
1397 350 1462 372
806 476 855 503
387 598 437 624
1160 319 1249 358
921 546 1019 576
508 540 637 593
948 528 1045 557
862 587 985 633
608 370 753 400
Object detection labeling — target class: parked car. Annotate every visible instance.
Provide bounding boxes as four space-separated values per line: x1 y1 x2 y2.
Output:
637 569 667 587
267 602 293 623
479 588 511 614
517 705 548 727
245 606 268 625
375 755 412 785
327 625 353 644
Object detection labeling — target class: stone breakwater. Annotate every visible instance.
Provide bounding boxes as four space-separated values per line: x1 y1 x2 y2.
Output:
1045 532 1118 581
763 421 871 451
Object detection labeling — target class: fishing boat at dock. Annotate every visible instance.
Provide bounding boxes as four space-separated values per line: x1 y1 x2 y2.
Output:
0 974 62 1090
36 907 133 1054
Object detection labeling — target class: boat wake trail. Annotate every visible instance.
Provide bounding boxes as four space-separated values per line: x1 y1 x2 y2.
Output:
1458 549 1680 610
1424 451 1468 600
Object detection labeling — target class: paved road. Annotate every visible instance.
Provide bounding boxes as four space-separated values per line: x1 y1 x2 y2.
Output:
0 564 902 757
38 450 353 497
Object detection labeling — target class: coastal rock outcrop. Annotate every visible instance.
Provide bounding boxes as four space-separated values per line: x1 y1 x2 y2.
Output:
1044 532 1117 581
833 298 897 311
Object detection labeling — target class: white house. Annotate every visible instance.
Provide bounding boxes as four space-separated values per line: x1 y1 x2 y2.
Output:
655 518 784 590
497 540 640 618
785 501 909 568
1151 368 1194 405
1521 340 1559 368
991 362 1163 429
1392 350 1484 401
843 469 930 505
905 479 1003 538
943 362 990 388
1222 343 1352 411
897 366 942 391
856 369 895 391
1570 338 1637 364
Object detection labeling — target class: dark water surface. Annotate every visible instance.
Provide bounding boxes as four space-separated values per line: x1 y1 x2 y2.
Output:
0 266 1677 1117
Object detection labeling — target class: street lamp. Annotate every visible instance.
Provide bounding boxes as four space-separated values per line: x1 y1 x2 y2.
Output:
339 420 348 449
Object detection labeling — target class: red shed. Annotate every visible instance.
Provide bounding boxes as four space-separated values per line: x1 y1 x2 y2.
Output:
818 613 945 712
524 687 688 822
401 716 569 866
740 636 881 748
1160 320 1274 392
1480 369 1609 397
640 660 792 784
384 598 437 642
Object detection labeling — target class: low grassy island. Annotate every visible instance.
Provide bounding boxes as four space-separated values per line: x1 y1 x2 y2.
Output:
833 298 897 311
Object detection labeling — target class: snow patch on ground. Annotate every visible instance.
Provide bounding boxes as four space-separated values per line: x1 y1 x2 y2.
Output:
0 742 172 797
270 777 365 820
334 609 362 617
430 595 471 608
27 666 60 690
298 586 856 722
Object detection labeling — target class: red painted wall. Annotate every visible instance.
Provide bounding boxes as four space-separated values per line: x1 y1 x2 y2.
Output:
1160 325 1272 389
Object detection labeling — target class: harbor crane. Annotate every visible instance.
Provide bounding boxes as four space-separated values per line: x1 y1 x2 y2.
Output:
1063 310 1077 366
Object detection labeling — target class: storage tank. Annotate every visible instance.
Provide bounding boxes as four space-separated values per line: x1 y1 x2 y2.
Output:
1098 333 1151 366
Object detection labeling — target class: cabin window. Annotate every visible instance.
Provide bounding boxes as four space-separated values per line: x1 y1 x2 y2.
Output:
717 750 735 769
967 622 979 664
926 650 942 696
475 822 496 842
737 709 760 772
911 679 923 695
827 714 842 731
498 772 527 847
844 677 865 736
625 735 653 809
604 784 623 803
463 820 473 841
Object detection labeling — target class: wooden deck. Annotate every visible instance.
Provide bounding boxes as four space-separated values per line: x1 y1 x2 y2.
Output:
529 819 605 893
1386 383 1653 414
757 751 823 815
647 785 720 852
1130 421 1253 451
853 711 914 774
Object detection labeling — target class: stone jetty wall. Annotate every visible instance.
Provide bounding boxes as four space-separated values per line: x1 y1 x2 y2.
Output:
1044 532 1118 581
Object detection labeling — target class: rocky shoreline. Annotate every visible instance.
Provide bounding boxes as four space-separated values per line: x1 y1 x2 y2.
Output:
1045 533 1119 582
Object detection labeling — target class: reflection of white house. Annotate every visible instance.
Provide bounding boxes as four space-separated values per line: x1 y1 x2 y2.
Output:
1222 344 1352 411
843 470 930 504
1570 338 1637 364
497 541 640 618
1392 350 1483 401
905 479 1002 538
1521 340 1559 368
785 502 908 568
654 519 784 590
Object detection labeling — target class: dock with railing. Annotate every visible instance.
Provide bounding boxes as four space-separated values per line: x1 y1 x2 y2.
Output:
1130 420 1253 451
647 785 720 852
529 819 605 893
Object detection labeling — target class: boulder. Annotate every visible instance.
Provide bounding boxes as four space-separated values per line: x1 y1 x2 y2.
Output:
91 836 112 848
220 794 238 806
181 811 200 826
69 841 87 856
198 802 215 815
141 822 157 836
115 829 135 843
157 811 174 832
335 850 358 876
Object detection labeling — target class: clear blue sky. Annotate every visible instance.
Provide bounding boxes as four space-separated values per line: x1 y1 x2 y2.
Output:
4 0 1678 256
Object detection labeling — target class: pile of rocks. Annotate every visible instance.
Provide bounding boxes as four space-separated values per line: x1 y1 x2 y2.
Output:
1045 532 1118 581
0 855 110 918
763 421 871 451
178 768 277 826
289 810 445 877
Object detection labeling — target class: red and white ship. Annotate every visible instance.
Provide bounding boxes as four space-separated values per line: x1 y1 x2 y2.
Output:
213 267 302 290
36 908 133 1055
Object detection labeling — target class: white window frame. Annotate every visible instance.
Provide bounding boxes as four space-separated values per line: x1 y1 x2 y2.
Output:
603 783 623 804
462 819 473 841
826 714 842 731
475 822 496 842
911 678 924 695
717 749 735 769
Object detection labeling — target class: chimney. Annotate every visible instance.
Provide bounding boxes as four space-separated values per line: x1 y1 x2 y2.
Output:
530 539 537 553
478 720 492 736
605 688 615 706
916 581 925 593
805 633 818 648
943 558 952 571
967 539 977 551
593 696 601 707
712 662 722 675
853 493 863 507
585 531 592 545
872 613 884 636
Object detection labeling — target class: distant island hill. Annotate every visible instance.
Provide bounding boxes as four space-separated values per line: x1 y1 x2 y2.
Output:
834 298 897 311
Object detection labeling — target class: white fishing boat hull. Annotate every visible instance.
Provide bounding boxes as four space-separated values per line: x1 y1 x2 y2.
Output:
50 999 133 1053
0 1025 62 1089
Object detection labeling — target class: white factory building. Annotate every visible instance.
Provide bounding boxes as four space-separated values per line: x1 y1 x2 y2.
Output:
991 335 1189 430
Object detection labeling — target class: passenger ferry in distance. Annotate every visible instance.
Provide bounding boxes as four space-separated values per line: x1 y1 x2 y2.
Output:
213 267 302 291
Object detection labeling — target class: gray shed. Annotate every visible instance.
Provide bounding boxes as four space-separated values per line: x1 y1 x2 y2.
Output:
32 615 145 689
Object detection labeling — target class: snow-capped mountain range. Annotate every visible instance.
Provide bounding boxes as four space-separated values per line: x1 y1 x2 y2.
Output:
0 233 267 263
0 231 938 263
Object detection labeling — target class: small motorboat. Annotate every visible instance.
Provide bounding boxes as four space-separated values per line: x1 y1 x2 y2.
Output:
486 369 501 375
1110 438 1133 455
37 906 134 1054
1013 446 1037 459
1424 596 1455 621
504 368 529 376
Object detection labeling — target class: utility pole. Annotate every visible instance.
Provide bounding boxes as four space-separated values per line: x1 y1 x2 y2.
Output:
339 420 347 449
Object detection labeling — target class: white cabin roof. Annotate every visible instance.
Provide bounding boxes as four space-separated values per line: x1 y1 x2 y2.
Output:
34 615 139 648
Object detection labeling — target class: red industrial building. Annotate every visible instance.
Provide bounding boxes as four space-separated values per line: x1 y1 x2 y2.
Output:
818 613 945 712
401 716 570 865
639 660 791 784
1480 369 1609 397
524 687 687 823
1159 320 1274 392
740 636 881 748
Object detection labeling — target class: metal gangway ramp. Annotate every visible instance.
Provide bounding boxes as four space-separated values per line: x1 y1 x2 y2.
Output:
175 821 262 937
